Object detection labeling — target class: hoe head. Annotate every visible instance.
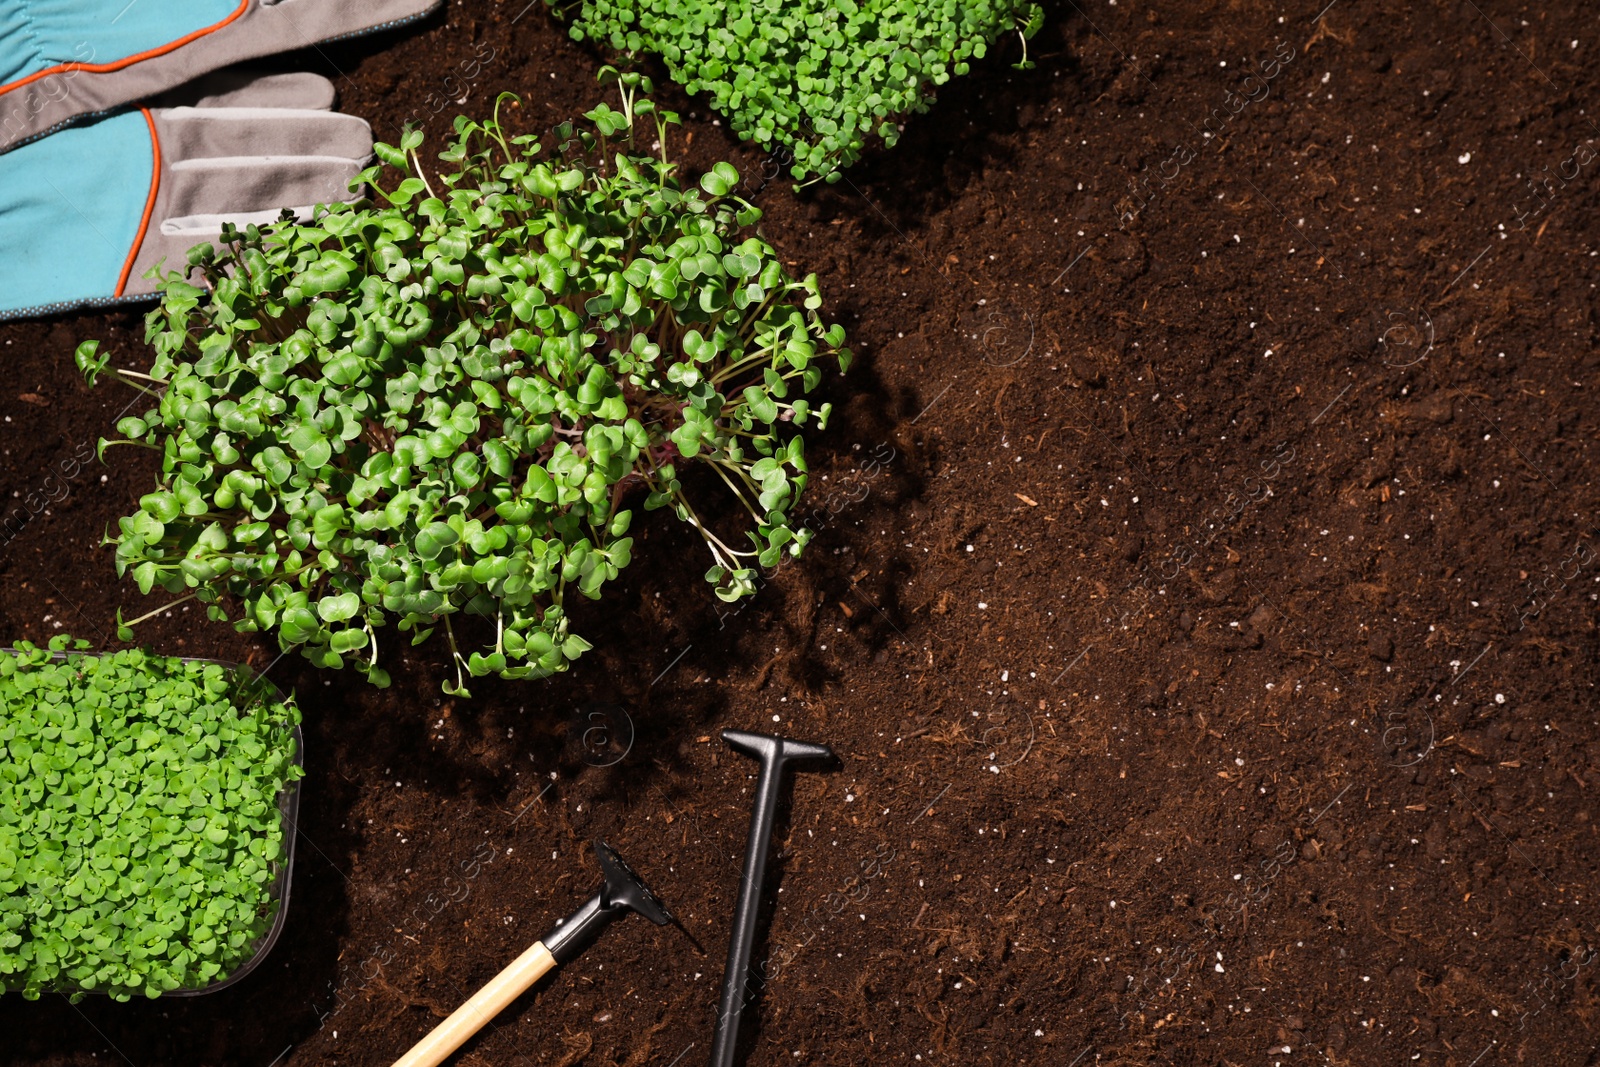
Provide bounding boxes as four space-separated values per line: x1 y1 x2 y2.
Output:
720 729 835 767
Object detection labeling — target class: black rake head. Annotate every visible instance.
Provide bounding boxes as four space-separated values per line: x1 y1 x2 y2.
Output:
596 839 675 926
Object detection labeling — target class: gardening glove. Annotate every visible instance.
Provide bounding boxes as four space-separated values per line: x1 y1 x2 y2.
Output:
0 0 438 154
0 70 373 321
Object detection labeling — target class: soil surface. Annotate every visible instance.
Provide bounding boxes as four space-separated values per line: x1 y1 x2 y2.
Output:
4 1 1600 1065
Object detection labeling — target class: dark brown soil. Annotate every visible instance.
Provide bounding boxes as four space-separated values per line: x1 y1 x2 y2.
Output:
4 1 1600 1064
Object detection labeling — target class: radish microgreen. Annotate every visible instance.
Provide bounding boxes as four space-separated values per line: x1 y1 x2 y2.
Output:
79 74 851 695
0 637 300 1001
549 0 1045 183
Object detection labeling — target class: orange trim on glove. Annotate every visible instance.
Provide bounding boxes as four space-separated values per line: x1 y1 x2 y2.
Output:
115 108 161 298
0 0 251 98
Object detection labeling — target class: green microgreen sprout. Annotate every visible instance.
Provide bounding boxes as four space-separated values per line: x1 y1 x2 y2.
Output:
78 73 851 696
547 0 1045 184
0 635 301 1001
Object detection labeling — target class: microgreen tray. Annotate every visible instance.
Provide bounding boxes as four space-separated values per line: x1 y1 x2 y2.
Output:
160 657 302 998
0 648 302 999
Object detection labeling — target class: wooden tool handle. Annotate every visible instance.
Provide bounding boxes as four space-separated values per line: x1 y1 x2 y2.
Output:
391 940 557 1067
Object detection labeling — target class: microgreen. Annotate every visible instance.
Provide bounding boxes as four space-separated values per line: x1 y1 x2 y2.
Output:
79 73 851 695
548 0 1044 183
0 636 301 1001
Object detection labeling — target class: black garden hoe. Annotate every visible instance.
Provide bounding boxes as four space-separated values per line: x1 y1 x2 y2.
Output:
708 729 837 1067
390 840 678 1067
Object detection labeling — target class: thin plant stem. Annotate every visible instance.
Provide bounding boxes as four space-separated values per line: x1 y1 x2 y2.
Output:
121 592 202 628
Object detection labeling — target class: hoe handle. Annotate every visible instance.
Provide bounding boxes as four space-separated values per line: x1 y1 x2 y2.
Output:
391 940 557 1067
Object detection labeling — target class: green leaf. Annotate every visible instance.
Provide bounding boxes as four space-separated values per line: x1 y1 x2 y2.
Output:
132 562 158 595
451 452 482 491
415 522 459 561
699 161 741 196
385 177 428 206
280 605 321 644
74 340 110 386
317 591 361 623
670 420 703 458
139 492 180 523
742 386 779 424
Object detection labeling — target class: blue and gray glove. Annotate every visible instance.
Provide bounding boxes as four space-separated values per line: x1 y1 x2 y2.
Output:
0 0 441 320
0 0 438 152
0 71 373 320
